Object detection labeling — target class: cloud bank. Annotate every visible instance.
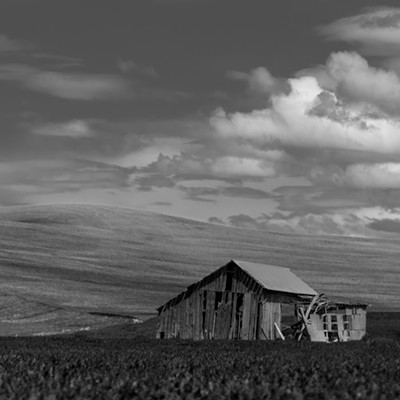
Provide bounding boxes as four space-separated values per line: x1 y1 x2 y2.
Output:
210 50 400 197
318 7 400 56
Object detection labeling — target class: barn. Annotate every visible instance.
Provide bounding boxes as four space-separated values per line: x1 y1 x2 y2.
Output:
156 259 318 340
156 259 369 341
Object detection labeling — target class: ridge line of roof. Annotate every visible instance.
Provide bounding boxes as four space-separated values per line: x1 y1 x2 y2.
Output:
231 259 291 271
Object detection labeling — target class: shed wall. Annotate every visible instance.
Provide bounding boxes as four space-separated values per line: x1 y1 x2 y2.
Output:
308 306 367 342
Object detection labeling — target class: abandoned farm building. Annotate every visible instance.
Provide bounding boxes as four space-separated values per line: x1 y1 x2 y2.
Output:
156 260 368 342
157 260 317 340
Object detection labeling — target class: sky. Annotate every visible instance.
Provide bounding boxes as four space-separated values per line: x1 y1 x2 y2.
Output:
3 0 400 237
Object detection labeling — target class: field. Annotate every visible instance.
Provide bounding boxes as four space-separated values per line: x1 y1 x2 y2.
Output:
0 335 399 400
0 204 399 336
0 314 398 399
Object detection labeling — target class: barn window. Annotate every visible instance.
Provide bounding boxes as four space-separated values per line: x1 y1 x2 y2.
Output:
330 315 338 331
343 314 350 330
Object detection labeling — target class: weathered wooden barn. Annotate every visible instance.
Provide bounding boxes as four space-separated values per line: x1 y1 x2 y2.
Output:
156 259 318 340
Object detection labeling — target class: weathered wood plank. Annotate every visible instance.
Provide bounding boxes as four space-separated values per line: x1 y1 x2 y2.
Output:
229 293 237 339
208 291 216 339
222 294 232 339
195 291 201 340
241 293 251 340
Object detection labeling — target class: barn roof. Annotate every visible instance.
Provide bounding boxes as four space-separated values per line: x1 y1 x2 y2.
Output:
232 260 317 296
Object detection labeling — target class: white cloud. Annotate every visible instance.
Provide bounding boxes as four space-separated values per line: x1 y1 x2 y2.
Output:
318 7 400 56
211 75 400 155
301 162 400 190
140 150 284 182
295 65 337 91
32 120 94 138
343 163 400 189
109 137 190 168
326 51 400 113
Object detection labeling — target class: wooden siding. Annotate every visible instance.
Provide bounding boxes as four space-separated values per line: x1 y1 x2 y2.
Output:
156 262 307 340
308 307 367 342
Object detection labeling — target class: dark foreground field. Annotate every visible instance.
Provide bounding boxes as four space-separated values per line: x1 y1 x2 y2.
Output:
0 313 398 400
0 337 399 400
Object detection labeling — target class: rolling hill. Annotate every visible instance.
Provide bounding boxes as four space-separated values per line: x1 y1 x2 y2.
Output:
0 204 398 336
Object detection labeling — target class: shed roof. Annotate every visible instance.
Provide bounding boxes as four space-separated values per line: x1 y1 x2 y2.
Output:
232 260 317 296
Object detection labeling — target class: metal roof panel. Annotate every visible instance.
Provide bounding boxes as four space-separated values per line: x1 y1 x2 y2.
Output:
232 260 317 296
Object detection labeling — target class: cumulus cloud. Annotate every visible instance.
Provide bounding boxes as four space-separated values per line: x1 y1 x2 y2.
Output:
326 51 400 113
0 64 130 100
318 7 400 56
296 65 337 91
341 163 400 189
120 48 400 217
307 162 400 190
142 152 280 182
297 51 400 114
208 48 400 201
211 75 400 156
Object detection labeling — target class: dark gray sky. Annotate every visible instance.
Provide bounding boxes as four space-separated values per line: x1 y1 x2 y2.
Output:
2 0 400 236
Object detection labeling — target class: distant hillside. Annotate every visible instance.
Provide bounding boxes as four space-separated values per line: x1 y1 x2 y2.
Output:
0 204 398 336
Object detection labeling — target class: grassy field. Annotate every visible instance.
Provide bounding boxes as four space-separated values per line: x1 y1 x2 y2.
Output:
0 336 399 399
0 312 397 399
0 204 399 335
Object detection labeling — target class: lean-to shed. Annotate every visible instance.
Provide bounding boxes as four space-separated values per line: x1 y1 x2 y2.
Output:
296 295 368 342
156 259 317 340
